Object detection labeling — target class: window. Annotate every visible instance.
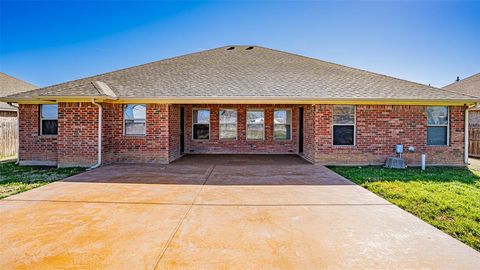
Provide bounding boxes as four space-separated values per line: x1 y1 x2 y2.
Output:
246 110 264 140
124 104 146 135
193 109 210 140
40 104 58 135
332 105 355 145
274 109 291 140
427 106 449 146
219 109 237 140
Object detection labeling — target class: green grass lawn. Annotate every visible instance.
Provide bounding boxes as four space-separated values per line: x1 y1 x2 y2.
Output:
0 161 85 199
328 165 480 251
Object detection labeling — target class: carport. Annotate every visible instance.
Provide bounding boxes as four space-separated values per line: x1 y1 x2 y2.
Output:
1 155 479 269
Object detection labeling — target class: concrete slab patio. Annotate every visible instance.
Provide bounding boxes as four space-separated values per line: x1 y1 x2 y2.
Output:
1 155 479 269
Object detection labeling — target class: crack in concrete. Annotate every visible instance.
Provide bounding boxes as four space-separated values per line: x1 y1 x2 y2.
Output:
149 164 216 270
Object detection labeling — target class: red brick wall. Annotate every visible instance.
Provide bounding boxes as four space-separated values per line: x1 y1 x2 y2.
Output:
300 105 315 163
18 104 57 165
17 103 466 167
183 104 300 154
57 102 98 167
314 105 465 166
168 105 181 162
102 103 170 164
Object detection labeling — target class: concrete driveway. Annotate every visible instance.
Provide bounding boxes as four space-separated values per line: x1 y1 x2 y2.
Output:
1 155 479 269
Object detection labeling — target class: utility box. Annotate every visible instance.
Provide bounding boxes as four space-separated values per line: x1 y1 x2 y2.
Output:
395 144 404 154
385 157 406 169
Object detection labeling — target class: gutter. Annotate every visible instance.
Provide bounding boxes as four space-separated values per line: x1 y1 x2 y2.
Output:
7 102 20 164
2 96 479 106
89 99 102 169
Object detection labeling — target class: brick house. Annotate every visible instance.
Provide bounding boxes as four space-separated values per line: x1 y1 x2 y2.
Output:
1 46 478 167
444 73 480 128
443 73 480 156
0 73 37 157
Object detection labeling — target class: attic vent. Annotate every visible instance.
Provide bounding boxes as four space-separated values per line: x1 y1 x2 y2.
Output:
246 46 254 50
227 46 235 50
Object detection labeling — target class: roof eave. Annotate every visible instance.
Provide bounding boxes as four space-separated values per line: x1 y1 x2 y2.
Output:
2 95 478 106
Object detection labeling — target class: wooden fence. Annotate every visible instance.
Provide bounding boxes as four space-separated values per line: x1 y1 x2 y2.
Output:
0 116 18 158
469 128 480 158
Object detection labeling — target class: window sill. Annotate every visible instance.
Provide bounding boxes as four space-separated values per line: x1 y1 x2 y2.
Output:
39 135 57 138
123 135 147 138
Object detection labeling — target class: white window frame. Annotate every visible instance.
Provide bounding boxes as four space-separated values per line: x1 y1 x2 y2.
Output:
427 106 449 146
40 104 58 136
219 108 238 140
192 108 210 140
246 109 265 141
123 104 147 136
273 109 292 141
332 105 356 146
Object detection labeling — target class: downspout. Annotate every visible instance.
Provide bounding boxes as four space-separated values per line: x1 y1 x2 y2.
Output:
90 99 102 169
7 102 20 164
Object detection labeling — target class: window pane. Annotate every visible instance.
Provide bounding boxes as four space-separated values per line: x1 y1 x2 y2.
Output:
220 124 237 140
333 114 355 125
427 126 447 145
333 125 354 145
333 105 355 125
274 124 291 140
125 119 146 135
274 110 291 124
247 110 264 124
42 120 58 135
194 110 210 124
333 105 355 116
219 109 237 124
41 104 58 119
124 104 146 120
427 106 448 125
193 124 210 139
247 124 264 140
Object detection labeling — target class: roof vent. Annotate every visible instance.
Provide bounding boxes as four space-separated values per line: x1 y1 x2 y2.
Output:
246 46 254 50
227 46 235 50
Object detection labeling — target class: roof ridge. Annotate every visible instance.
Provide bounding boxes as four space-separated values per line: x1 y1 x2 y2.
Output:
439 84 480 99
0 72 38 89
2 46 478 103
30 46 230 93
4 80 96 99
255 45 473 98
443 72 480 88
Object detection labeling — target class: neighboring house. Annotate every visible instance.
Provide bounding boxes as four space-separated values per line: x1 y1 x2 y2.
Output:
443 73 480 127
0 73 37 157
0 46 477 167
443 73 480 156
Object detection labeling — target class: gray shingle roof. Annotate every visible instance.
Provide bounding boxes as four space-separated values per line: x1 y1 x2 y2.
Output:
0 73 37 111
1 46 478 104
443 73 480 98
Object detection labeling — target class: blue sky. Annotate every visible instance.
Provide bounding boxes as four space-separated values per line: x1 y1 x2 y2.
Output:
1 0 479 88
